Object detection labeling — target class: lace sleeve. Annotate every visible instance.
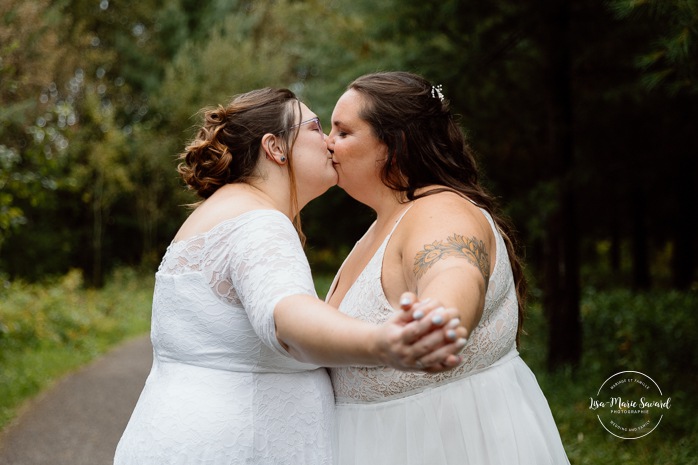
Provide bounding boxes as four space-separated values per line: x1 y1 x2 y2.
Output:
223 211 317 357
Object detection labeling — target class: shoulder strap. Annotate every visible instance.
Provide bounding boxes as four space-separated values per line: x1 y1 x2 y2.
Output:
387 203 415 237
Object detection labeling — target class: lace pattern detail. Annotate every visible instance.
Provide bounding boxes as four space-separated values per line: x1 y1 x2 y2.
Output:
330 209 518 403
115 210 335 464
157 209 317 358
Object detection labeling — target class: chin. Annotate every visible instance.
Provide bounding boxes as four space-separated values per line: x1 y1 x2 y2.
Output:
305 186 332 205
337 180 353 192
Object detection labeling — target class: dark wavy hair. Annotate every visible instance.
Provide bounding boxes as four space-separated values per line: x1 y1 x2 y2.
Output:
348 71 527 346
177 88 306 240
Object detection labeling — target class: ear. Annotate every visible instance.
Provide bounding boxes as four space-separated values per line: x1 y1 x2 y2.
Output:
261 133 287 165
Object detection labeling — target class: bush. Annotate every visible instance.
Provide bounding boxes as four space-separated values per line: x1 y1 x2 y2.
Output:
521 288 697 464
0 268 153 429
581 289 698 386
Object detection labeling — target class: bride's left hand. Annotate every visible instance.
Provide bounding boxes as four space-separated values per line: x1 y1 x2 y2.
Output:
386 292 468 373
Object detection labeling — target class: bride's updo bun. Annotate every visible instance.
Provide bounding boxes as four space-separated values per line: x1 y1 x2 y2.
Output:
178 88 300 198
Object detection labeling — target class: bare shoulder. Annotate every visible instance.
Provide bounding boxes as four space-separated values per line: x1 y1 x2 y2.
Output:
401 191 494 241
174 185 273 241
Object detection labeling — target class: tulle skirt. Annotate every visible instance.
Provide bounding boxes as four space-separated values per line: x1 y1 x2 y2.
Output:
334 353 569 465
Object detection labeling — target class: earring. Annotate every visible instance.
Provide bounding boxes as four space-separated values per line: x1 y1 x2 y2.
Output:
280 156 286 162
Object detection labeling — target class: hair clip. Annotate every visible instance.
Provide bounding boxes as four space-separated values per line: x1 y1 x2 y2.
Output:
431 84 444 102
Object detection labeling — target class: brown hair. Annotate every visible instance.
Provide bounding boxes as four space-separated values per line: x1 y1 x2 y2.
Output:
177 87 306 240
349 71 528 346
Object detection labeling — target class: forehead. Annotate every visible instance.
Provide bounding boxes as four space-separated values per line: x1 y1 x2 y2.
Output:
298 102 316 121
332 89 366 124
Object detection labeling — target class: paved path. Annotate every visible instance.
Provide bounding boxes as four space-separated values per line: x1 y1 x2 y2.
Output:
0 335 152 465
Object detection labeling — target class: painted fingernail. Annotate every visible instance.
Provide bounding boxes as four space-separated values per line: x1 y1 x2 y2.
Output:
400 296 412 306
446 329 457 340
413 310 425 320
446 318 460 329
431 314 444 325
456 338 467 348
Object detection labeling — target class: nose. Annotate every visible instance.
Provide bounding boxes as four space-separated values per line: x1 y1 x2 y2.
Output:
325 132 334 152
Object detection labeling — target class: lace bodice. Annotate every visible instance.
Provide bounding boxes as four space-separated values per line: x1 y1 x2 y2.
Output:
153 209 319 373
115 209 335 464
329 209 519 403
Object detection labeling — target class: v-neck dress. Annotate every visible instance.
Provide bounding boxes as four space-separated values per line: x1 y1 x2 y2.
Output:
327 207 569 465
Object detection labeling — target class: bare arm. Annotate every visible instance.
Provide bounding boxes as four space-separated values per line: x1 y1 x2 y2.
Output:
274 293 466 370
229 209 467 372
400 195 495 338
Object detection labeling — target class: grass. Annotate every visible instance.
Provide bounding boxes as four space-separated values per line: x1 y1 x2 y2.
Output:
0 268 153 430
520 290 698 465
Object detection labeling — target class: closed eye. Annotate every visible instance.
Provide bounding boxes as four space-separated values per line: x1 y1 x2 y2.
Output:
308 117 323 134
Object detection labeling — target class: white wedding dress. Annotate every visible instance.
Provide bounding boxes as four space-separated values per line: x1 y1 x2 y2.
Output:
328 208 570 465
114 210 335 465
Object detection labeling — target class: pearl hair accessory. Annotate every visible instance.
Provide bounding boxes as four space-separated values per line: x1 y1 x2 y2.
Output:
431 84 445 102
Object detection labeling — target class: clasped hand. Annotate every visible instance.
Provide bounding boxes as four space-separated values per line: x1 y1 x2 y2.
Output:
375 293 468 373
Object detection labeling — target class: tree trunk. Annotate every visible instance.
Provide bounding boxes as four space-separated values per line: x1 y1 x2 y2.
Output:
672 174 695 289
631 187 650 290
91 166 105 288
610 205 621 273
671 98 696 289
545 190 582 371
539 0 582 371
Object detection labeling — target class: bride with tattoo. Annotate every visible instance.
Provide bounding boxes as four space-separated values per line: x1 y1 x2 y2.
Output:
325 72 570 464
114 87 467 465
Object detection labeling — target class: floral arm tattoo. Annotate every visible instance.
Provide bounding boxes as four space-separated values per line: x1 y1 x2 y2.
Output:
413 234 490 284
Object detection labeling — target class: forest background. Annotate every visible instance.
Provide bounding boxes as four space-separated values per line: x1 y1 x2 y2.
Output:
1 0 697 463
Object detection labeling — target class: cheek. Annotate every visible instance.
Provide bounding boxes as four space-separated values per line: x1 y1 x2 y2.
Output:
338 147 364 168
334 138 356 158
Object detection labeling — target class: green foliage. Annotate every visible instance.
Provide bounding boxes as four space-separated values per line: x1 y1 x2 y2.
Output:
581 289 698 392
521 289 698 464
0 0 59 247
311 272 336 300
0 0 695 289
0 268 153 428
0 145 25 244
609 0 698 95
158 6 296 130
0 268 152 353
0 0 696 407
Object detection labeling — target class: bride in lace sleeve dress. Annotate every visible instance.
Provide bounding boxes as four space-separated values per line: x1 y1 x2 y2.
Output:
325 72 570 465
113 88 467 465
